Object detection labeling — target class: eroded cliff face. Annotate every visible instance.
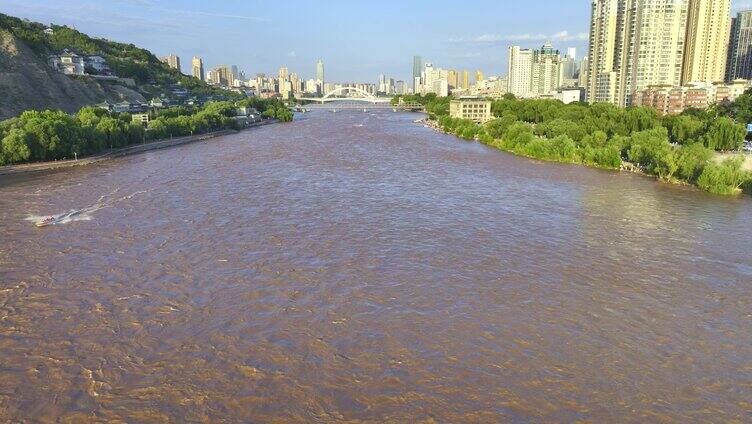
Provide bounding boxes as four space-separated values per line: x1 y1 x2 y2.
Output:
0 30 144 120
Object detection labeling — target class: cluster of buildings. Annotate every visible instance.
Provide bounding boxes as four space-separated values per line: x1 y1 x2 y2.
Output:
413 47 585 106
48 50 114 77
424 0 752 118
412 56 494 97
161 53 414 100
507 44 586 100
587 0 752 113
378 74 410 96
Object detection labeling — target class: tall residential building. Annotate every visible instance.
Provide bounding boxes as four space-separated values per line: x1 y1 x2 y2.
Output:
218 65 233 86
587 0 692 106
631 0 689 94
316 59 325 85
508 44 564 97
421 63 450 96
682 0 731 84
160 54 181 72
207 69 221 85
290 72 301 94
475 70 485 84
461 70 470 89
208 65 232 86
586 0 622 104
508 46 534 97
448 70 459 89
578 56 590 88
727 10 752 81
413 56 423 89
395 80 408 95
567 47 577 61
532 43 565 94
278 67 289 82
191 57 204 81
563 48 579 80
279 80 292 99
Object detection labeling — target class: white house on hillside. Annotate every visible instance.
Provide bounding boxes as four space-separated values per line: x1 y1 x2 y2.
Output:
48 50 85 76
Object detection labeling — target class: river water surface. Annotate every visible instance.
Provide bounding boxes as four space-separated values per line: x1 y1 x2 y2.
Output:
1 111 752 422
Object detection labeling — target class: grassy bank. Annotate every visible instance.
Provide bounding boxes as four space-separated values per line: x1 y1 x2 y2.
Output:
399 93 752 196
0 98 291 166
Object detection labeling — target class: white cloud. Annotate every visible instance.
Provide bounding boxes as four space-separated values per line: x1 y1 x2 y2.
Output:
451 31 588 44
287 51 297 57
733 1 752 12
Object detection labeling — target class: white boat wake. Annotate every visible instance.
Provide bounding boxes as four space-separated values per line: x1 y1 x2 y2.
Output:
26 188 153 228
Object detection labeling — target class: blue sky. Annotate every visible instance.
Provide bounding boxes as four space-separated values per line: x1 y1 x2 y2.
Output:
5 0 735 83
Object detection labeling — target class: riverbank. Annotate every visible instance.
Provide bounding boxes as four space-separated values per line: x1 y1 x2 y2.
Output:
0 119 277 176
420 117 751 196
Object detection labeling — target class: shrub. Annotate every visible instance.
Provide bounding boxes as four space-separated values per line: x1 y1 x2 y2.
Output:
697 158 749 195
675 143 713 183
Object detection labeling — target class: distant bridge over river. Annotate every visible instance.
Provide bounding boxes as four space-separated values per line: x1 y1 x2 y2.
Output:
298 102 425 112
296 87 424 112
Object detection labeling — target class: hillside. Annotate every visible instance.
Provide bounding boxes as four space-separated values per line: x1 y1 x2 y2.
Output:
0 29 145 120
0 13 234 120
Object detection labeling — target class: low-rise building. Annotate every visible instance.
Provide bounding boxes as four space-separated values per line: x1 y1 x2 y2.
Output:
132 113 150 127
85 56 112 75
632 80 752 114
553 88 586 104
48 50 85 75
234 106 263 127
449 98 493 123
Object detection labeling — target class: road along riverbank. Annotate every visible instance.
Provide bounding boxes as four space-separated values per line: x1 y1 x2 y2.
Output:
0 119 278 176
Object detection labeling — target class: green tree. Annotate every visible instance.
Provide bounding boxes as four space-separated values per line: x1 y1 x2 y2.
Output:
697 157 749 195
675 143 713 183
627 127 677 179
703 117 745 151
1 128 31 164
485 115 518 139
663 115 706 145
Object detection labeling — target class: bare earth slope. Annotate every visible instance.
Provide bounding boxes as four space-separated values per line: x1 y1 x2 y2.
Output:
0 30 144 120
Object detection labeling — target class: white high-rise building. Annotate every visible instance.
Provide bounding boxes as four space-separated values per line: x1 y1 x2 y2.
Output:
567 47 577 61
508 46 534 97
587 0 726 106
508 44 564 97
421 63 450 96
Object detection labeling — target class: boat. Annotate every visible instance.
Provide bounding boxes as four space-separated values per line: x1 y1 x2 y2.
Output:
35 216 57 227
34 209 83 228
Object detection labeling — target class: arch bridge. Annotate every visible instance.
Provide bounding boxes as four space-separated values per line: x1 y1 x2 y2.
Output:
299 87 392 104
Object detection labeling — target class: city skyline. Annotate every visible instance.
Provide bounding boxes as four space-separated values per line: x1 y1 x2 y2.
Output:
2 0 598 82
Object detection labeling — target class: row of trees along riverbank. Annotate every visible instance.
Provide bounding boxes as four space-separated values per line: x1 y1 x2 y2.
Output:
394 93 752 196
0 98 293 166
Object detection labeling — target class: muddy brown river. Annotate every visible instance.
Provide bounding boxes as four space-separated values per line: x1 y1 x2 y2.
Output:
1 111 751 422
